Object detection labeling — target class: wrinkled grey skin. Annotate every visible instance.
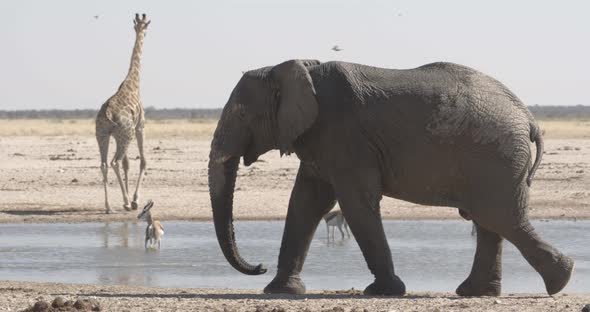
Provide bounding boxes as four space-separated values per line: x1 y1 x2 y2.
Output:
208 59 574 296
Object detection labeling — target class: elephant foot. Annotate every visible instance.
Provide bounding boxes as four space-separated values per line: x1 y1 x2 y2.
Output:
456 278 501 297
363 276 406 296
263 275 305 295
540 255 574 295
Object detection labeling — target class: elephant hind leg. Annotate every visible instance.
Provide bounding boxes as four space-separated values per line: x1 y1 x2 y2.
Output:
499 221 574 295
456 222 503 296
472 182 574 296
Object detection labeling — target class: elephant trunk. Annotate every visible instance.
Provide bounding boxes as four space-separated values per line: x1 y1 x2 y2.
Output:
208 152 266 275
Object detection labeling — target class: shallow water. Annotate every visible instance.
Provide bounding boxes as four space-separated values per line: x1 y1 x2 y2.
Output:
0 220 588 293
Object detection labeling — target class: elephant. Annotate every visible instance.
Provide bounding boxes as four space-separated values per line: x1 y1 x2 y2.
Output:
208 59 574 296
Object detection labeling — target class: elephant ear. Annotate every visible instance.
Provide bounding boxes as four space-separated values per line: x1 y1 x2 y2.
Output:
271 59 319 154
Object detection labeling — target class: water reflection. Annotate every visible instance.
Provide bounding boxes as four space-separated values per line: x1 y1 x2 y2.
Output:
323 237 351 247
96 222 158 286
101 222 132 248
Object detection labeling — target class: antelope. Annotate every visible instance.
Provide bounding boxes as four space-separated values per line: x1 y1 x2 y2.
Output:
137 200 164 249
323 210 350 240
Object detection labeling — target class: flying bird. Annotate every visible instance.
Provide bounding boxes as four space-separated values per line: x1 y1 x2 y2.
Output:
94 15 100 19
332 45 343 52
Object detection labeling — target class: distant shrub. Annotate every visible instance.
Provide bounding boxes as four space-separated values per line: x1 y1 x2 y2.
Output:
1 106 589 120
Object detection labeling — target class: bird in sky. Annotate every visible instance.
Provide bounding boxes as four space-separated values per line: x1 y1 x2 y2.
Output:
94 15 100 19
332 45 343 52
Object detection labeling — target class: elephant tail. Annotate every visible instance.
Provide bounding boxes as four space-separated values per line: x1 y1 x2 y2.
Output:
527 122 544 187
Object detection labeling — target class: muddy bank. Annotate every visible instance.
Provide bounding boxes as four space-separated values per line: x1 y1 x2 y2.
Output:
1 281 589 312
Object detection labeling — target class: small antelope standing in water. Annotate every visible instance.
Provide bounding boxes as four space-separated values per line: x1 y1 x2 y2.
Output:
323 210 350 240
137 200 164 249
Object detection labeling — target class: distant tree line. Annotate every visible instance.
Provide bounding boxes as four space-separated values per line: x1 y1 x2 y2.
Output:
0 107 223 119
0 106 589 120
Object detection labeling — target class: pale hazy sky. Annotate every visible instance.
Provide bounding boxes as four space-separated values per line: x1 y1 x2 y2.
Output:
0 0 588 110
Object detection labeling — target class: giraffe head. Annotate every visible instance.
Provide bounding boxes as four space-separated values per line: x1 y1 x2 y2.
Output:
133 13 151 34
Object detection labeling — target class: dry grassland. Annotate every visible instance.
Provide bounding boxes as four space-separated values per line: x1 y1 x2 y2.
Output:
0 118 218 138
537 119 590 139
1 118 590 140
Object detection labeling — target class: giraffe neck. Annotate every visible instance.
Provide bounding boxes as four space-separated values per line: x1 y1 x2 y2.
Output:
123 31 146 92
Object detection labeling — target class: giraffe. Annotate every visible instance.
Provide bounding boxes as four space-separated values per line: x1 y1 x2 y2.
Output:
95 13 151 214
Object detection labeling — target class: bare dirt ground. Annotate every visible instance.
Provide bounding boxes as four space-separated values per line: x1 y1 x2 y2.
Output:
1 281 589 312
0 130 589 223
1 119 589 311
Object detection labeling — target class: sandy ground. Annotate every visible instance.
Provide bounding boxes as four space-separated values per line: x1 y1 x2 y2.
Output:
1 281 589 312
0 135 589 223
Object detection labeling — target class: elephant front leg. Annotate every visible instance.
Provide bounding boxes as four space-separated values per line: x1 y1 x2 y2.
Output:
263 165 336 295
456 223 503 296
334 174 405 296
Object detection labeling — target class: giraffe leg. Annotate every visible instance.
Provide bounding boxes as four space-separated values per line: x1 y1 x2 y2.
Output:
122 155 130 195
111 137 132 211
132 128 147 210
97 134 112 214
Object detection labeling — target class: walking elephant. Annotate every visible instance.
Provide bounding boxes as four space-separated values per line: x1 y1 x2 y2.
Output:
208 59 574 296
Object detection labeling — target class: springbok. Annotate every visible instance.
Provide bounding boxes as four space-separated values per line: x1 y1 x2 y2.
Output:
323 210 350 240
137 200 164 249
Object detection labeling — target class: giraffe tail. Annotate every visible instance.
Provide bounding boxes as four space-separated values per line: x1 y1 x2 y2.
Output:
97 100 118 127
104 106 118 126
